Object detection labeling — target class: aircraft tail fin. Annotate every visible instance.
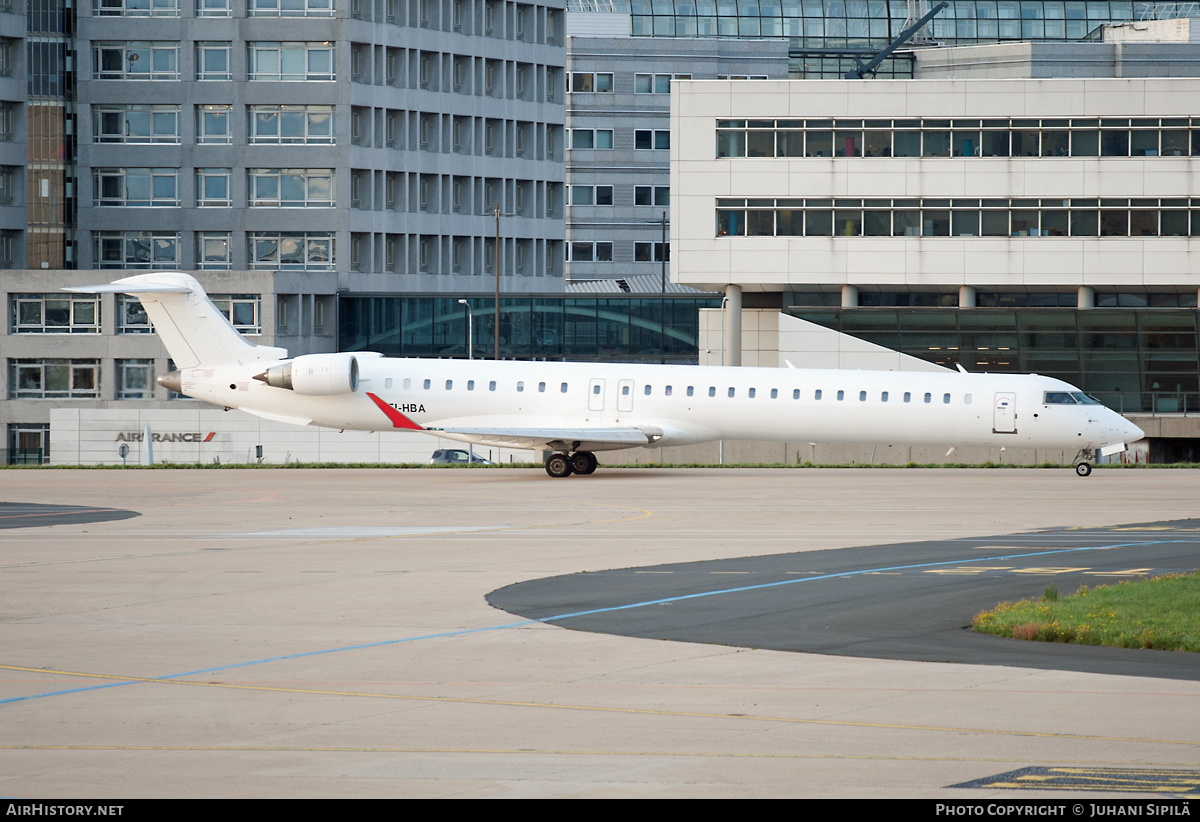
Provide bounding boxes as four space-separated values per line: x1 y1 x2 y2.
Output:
66 272 288 369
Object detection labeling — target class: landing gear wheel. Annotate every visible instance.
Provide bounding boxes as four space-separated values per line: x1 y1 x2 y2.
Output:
545 453 573 478
1075 462 1092 477
570 451 598 475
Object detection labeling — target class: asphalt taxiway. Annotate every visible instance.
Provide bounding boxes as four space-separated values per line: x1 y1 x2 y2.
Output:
2 467 1199 798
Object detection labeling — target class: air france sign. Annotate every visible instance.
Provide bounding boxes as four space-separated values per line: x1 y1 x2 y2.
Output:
114 432 216 443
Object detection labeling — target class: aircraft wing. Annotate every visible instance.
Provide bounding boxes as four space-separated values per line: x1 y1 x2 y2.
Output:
433 426 661 452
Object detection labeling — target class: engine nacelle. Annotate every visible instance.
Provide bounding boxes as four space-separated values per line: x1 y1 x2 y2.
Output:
254 353 360 396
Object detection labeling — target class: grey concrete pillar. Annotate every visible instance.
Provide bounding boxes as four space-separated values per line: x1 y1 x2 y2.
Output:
841 284 858 308
1078 286 1095 310
959 285 976 308
724 284 742 367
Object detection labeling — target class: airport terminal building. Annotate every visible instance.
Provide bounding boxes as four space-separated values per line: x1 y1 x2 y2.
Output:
671 52 1200 459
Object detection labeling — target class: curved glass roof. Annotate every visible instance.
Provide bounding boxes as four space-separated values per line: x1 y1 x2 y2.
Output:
567 0 1144 47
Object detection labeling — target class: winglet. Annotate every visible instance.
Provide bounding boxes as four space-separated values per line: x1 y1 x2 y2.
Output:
366 392 423 430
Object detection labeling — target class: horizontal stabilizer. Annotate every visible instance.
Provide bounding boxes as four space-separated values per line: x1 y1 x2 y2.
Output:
63 272 287 369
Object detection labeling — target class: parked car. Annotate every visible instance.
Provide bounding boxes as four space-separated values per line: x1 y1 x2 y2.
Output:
429 448 493 465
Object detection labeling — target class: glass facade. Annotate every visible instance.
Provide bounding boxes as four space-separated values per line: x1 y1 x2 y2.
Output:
569 0 1139 48
339 295 721 364
788 307 1200 414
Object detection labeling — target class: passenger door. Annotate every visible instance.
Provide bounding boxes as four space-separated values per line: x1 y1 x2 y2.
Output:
993 392 1017 434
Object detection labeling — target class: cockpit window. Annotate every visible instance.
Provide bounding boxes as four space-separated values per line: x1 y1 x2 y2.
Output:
1071 392 1101 405
1044 392 1077 404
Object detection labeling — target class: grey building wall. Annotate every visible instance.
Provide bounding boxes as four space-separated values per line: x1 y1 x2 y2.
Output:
4 0 567 463
564 32 787 282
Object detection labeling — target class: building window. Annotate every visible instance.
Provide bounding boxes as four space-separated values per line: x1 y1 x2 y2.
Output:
635 130 670 150
634 242 669 262
94 231 181 269
248 232 334 270
94 168 180 207
195 42 232 80
196 232 233 270
7 423 49 465
568 129 613 150
11 294 101 333
247 169 334 207
0 167 15 205
567 72 612 93
210 295 261 333
10 359 101 399
196 105 232 143
568 186 613 206
248 105 334 144
195 169 232 207
634 73 690 94
0 104 13 142
116 295 152 333
93 42 180 80
93 105 180 143
94 0 179 15
248 43 335 81
567 242 613 262
196 0 231 15
117 359 156 399
248 0 333 14
634 185 669 206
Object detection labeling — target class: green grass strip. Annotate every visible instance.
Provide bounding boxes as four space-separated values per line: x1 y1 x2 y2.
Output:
972 573 1200 652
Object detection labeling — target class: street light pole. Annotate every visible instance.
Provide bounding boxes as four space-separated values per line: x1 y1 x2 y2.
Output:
660 210 667 364
494 204 501 361
457 299 473 360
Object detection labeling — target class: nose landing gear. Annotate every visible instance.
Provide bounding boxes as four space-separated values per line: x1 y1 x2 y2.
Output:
1073 448 1095 477
544 451 598 478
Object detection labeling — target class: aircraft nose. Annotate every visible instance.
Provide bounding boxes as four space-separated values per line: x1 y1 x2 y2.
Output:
1122 417 1145 443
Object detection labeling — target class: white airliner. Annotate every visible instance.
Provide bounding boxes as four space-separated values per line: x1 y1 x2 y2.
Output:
71 273 1144 478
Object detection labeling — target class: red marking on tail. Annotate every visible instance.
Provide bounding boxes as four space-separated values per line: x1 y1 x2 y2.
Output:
366 392 423 430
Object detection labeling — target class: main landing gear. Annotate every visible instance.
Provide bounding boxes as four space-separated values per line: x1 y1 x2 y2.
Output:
544 451 598 478
1073 448 1095 477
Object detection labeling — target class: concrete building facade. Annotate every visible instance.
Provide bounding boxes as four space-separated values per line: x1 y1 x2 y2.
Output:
3 0 567 464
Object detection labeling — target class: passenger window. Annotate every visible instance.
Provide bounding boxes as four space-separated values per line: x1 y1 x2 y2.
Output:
793 389 800 399
644 385 652 395
622 385 630 395
385 378 393 389
943 393 951 404
561 382 568 393
489 381 496 391
708 387 716 397
924 392 931 403
837 390 845 401
964 393 972 404
538 382 546 392
814 389 822 400
748 388 756 398
687 386 694 396
403 378 411 389
881 391 888 402
665 385 672 396
467 380 474 390
593 384 600 394
904 392 911 403
770 389 778 399
446 380 453 390
517 381 525 392
859 390 867 401
728 387 735 397
423 379 431 389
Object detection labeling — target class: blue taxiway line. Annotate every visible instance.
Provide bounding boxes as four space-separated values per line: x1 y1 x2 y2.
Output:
1 537 1184 706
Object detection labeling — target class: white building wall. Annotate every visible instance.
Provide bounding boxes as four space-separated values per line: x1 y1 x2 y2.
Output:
50 407 536 466
670 78 1200 295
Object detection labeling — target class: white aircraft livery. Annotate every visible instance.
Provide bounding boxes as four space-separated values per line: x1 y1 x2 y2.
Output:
70 273 1144 478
